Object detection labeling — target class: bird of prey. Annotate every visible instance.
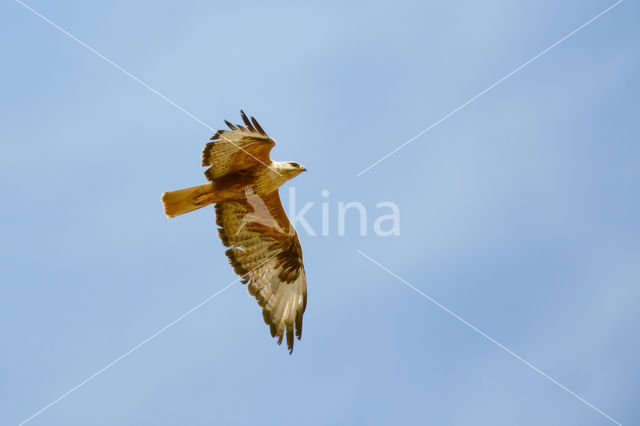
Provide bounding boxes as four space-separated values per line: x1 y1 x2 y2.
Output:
161 111 308 353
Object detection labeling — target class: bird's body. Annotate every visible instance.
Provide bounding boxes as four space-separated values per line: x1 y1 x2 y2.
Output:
162 162 297 217
162 111 308 353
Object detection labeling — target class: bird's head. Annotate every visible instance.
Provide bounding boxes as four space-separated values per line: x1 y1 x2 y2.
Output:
281 161 307 177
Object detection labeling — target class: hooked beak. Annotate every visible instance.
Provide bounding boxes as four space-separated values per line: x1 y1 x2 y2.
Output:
301 166 307 172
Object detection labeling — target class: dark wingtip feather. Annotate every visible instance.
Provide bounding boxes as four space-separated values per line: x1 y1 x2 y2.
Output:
224 120 237 130
286 327 294 353
295 314 303 340
251 116 266 136
240 110 256 132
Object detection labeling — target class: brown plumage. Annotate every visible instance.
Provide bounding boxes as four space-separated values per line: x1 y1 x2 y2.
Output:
162 111 308 353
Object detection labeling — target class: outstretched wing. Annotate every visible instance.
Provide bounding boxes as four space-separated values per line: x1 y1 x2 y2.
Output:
216 189 307 353
202 111 275 181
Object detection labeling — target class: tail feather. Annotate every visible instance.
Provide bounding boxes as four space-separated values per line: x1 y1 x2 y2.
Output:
162 183 216 218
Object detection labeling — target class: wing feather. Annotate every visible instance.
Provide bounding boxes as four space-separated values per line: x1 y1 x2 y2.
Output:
251 116 267 136
202 112 275 181
240 110 256 132
216 190 307 353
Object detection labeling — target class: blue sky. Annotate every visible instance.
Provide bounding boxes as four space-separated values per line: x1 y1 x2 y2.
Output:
1 0 639 425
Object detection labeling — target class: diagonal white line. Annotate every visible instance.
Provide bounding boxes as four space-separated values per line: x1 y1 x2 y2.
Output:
16 282 233 426
17 251 282 426
14 0 281 176
15 0 212 130
356 0 624 176
355 249 622 426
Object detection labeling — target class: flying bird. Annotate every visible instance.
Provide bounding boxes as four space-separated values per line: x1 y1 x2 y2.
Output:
161 111 307 353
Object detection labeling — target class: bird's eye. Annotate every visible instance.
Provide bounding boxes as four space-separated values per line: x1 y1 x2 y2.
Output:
291 162 300 168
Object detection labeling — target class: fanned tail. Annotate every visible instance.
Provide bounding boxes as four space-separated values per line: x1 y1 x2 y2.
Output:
161 183 217 218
